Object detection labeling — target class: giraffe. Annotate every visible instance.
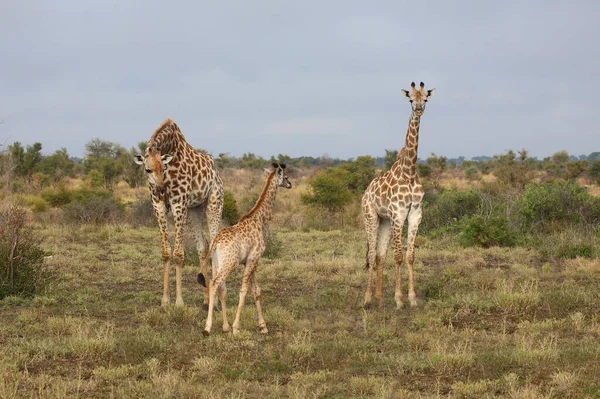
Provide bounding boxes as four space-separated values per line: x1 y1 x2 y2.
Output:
199 163 292 336
362 82 435 310
134 118 224 308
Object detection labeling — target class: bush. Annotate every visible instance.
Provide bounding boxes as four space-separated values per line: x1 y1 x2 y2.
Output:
19 195 48 213
301 171 353 212
129 198 155 228
40 185 74 207
421 189 481 233
222 190 239 226
458 214 517 248
0 205 47 299
518 181 600 231
63 189 124 224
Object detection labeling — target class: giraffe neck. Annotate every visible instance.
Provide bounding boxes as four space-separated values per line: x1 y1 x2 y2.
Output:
239 172 279 227
148 119 187 157
392 111 421 180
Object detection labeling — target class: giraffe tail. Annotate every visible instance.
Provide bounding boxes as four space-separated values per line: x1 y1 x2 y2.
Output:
364 241 370 271
197 238 219 287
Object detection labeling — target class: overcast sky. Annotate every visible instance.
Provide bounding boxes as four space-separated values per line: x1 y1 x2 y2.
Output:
1 1 599 160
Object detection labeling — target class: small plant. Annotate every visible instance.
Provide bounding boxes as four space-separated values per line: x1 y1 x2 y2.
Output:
222 190 239 226
40 185 74 207
0 204 46 299
63 189 124 224
458 214 516 248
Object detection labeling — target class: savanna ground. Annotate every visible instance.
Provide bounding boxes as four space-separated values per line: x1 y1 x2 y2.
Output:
2 169 600 398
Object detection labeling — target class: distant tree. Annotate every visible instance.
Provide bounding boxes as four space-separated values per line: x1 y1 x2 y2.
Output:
122 142 147 188
83 139 125 190
338 156 376 194
215 153 233 170
300 170 352 212
383 149 398 171
426 153 447 188
35 147 75 182
8 142 43 180
588 159 600 185
239 153 265 169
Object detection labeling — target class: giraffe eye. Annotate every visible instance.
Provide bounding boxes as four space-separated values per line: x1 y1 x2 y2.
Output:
145 169 152 174
409 100 413 103
424 99 428 102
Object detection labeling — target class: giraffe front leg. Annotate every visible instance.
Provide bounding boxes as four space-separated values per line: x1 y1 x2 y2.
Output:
172 206 187 307
391 215 408 310
154 200 171 307
232 261 256 335
206 185 224 310
406 204 423 308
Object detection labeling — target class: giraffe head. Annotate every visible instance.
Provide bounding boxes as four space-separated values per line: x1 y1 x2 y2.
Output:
265 163 292 189
401 82 435 116
134 145 173 198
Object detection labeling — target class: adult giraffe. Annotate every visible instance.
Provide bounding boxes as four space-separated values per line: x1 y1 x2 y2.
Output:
135 118 223 307
362 82 435 310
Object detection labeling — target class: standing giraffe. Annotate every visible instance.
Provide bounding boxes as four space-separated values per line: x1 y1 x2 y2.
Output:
199 163 292 336
362 82 435 310
134 118 223 307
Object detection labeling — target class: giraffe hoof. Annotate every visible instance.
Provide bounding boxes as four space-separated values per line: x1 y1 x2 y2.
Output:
364 303 372 310
259 327 269 335
202 303 209 311
197 273 206 287
203 330 210 337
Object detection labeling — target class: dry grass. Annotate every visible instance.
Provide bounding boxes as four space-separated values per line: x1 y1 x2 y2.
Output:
1 221 600 398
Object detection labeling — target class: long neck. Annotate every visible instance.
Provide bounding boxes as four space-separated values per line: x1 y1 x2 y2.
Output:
391 111 421 179
148 119 187 157
239 172 279 226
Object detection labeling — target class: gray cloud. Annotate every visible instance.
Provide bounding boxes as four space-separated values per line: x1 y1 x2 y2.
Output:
1 0 599 159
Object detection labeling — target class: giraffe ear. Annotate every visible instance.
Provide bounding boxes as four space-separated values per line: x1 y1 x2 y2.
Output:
134 155 144 165
401 89 411 99
263 168 272 176
426 88 436 98
279 163 286 169
161 154 174 165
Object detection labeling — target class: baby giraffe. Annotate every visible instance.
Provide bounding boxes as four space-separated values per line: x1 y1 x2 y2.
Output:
199 163 292 336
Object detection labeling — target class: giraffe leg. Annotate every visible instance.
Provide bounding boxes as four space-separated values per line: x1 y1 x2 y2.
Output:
171 205 187 307
363 203 379 309
203 274 220 336
392 209 409 310
232 258 258 335
189 208 210 309
220 281 230 333
375 218 392 307
250 275 268 334
406 203 423 308
206 184 224 310
153 200 172 307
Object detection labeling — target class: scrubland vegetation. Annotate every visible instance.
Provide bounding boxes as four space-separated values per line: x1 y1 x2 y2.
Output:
1 140 600 397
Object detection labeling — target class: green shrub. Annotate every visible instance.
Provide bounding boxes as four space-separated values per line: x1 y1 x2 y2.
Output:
518 181 600 231
19 195 48 213
0 205 47 299
63 189 124 224
421 188 481 233
533 229 598 260
222 190 239 226
301 171 353 212
458 215 516 248
40 185 74 207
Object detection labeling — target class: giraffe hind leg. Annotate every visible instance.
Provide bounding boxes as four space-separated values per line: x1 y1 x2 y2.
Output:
363 205 379 309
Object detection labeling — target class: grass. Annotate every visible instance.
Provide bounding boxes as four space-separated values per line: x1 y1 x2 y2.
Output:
1 222 600 398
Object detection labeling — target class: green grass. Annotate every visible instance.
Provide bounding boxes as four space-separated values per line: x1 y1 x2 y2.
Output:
1 224 600 397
